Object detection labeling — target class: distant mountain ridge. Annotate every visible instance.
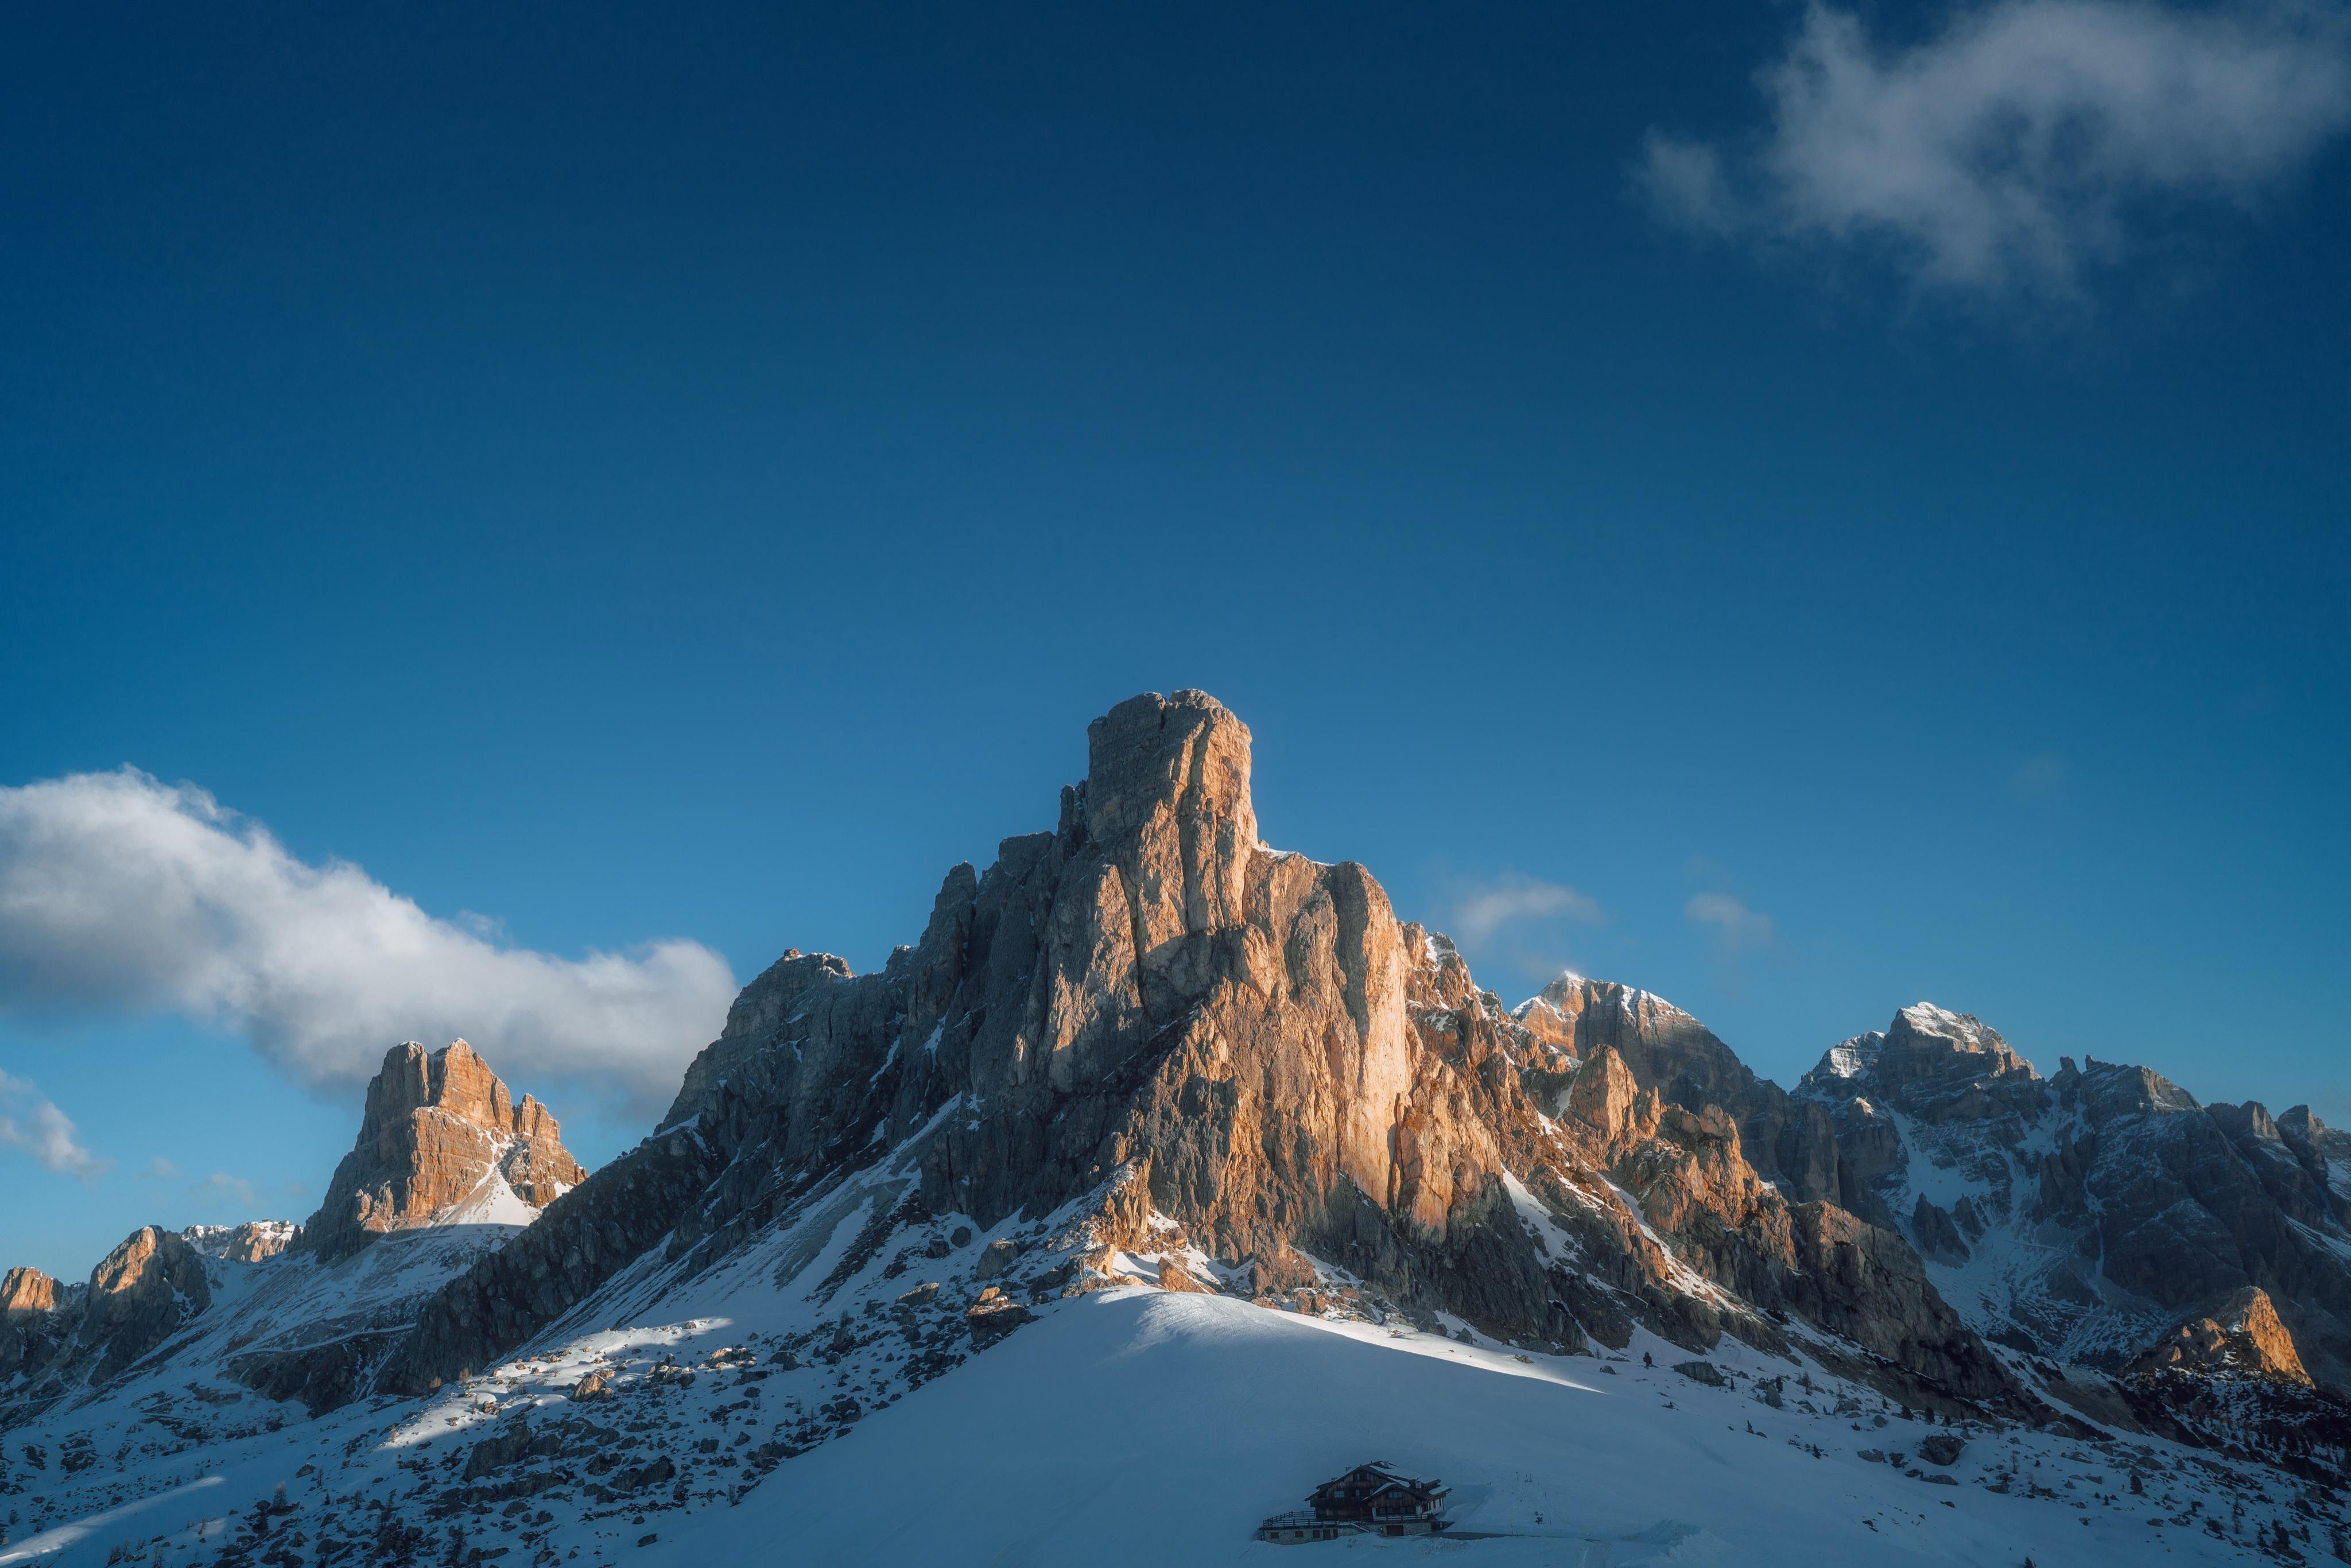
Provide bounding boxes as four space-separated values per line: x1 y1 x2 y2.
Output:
0 1041 581 1424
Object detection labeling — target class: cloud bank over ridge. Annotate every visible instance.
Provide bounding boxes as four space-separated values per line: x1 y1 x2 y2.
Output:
0 769 737 1115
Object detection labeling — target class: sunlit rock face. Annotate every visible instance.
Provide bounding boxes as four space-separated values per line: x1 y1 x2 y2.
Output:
2131 1286 2311 1385
383 690 2019 1417
298 1038 585 1263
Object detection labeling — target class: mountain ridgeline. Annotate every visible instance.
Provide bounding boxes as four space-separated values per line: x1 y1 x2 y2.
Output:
7 690 2351 1495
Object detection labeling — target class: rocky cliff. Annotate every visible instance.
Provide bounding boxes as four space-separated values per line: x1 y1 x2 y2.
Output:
300 1039 584 1263
382 691 2017 1415
2129 1286 2311 1385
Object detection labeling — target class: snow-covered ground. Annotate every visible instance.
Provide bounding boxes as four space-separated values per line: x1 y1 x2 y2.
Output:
6 1119 2340 1568
10 1276 2332 1566
647 1287 2326 1566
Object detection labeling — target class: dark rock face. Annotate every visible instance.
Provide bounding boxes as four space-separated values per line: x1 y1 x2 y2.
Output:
382 691 2017 1416
1798 1008 2351 1394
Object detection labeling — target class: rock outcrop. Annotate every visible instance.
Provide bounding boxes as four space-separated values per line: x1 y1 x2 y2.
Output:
1518 977 1841 1206
0 1267 71 1384
300 1039 584 1262
80 1228 211 1381
2129 1287 2311 1385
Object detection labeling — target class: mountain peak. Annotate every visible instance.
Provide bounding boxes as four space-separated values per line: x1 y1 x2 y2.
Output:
298 1039 584 1262
1805 1002 2040 1099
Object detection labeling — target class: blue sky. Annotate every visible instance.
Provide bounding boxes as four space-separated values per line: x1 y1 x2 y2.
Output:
2 2 2346 1280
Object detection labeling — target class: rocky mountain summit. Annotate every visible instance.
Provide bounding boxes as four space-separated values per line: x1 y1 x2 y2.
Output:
301 1039 584 1263
381 690 2015 1414
4 690 2349 1566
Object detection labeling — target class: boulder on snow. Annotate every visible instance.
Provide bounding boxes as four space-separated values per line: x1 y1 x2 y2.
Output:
965 1291 1034 1346
976 1239 1021 1280
1916 1434 1966 1467
1673 1360 1727 1387
1243 1247 1315 1297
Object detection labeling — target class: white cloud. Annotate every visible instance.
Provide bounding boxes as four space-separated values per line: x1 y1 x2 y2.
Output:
1640 0 2351 294
195 1171 263 1210
143 1156 183 1181
1451 874 1606 947
1685 891 1775 953
0 1070 110 1181
0 768 738 1115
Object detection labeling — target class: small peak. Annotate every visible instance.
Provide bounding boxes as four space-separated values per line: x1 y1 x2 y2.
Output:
300 1038 583 1261
2 1266 60 1317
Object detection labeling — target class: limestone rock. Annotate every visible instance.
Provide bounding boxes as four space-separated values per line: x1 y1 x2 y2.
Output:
1155 1257 1212 1294
300 1039 585 1263
2 1266 58 1318
965 1291 1034 1345
0 1267 71 1385
2129 1287 2311 1385
80 1228 212 1382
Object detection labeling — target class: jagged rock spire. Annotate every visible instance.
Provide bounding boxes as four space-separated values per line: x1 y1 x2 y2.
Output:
299 1039 584 1263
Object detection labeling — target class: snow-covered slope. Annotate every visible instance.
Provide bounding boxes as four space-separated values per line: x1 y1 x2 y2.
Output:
662 1287 2320 1566
7 1257 2333 1567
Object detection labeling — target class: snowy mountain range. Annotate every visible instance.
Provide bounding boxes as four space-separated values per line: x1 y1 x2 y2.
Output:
4 690 2346 1565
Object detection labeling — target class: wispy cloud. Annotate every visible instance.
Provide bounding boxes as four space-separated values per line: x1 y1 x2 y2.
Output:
1435 871 1609 988
0 768 739 1115
143 1156 183 1181
195 1171 263 1210
1639 0 2351 297
2011 751 2070 801
1685 891 1775 954
0 1070 110 1181
1452 874 1606 947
